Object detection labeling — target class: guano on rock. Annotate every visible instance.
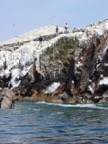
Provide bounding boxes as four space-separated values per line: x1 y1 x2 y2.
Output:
0 19 108 107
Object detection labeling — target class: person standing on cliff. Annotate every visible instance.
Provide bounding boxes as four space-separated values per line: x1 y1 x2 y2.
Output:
38 36 43 47
56 26 59 35
64 23 68 34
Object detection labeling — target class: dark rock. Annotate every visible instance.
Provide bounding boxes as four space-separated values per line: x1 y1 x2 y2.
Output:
58 92 69 102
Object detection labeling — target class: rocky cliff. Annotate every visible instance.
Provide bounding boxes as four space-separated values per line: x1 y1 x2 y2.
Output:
0 19 108 105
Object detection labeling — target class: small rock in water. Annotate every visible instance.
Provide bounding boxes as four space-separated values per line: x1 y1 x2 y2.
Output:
1 96 14 109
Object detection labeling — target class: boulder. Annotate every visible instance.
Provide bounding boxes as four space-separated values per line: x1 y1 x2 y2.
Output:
1 96 14 109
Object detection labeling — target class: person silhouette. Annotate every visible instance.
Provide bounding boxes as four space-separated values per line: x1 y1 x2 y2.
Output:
56 26 59 35
38 36 43 47
64 23 68 34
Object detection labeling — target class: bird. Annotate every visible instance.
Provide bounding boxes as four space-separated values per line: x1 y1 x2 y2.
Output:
49 15 56 20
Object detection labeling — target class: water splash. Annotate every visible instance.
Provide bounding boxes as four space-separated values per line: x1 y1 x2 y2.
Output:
36 101 108 110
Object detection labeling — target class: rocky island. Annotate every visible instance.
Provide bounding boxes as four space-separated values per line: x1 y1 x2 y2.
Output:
0 19 108 108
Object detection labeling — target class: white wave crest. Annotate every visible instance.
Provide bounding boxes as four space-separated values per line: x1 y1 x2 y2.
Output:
36 102 108 110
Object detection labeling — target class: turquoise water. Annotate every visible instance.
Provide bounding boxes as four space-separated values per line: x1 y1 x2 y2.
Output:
0 102 108 144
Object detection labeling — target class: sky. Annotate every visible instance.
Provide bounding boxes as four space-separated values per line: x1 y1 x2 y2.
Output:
0 0 108 42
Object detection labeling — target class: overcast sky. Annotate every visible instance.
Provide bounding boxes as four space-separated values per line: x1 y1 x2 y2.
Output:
0 0 108 42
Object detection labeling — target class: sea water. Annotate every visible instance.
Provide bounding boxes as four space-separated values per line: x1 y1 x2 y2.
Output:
0 101 108 144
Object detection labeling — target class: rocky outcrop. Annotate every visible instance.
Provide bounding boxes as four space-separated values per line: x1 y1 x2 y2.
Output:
0 96 14 109
0 88 14 109
0 20 108 106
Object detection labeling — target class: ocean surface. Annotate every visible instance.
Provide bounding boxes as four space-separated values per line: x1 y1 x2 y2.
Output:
0 101 108 144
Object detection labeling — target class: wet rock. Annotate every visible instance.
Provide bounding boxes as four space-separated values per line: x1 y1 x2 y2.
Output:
1 96 14 109
58 92 69 102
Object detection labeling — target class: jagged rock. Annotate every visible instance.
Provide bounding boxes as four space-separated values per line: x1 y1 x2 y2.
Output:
0 96 14 109
0 87 19 109
102 90 108 99
53 84 65 95
44 82 61 95
0 19 108 104
58 92 69 102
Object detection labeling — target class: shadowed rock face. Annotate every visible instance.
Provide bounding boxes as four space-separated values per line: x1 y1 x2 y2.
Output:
71 32 108 100
46 31 108 103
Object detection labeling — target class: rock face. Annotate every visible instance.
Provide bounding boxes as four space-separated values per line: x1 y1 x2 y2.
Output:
0 20 108 104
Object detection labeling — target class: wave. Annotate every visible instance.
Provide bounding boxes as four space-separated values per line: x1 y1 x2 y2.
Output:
36 101 108 110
